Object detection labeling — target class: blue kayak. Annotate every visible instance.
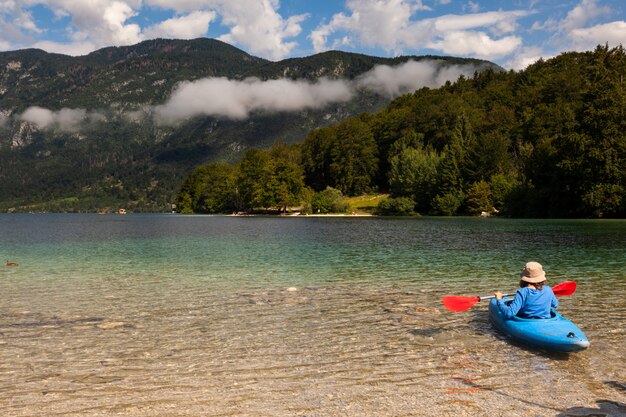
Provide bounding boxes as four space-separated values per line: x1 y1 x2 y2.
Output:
489 298 590 352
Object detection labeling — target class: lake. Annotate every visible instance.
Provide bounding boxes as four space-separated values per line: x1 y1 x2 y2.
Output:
1 214 625 416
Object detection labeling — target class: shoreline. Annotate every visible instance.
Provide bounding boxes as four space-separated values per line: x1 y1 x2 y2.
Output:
229 212 376 217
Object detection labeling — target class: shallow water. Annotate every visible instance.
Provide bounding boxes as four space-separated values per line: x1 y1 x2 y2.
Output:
0 214 625 416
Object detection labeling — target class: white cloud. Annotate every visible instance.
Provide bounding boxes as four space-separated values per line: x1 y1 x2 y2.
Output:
570 21 626 50
504 46 551 71
31 40 96 56
61 1 141 44
145 0 308 60
415 0 432 12
0 2 39 45
12 59 487 127
465 1 479 14
0 38 11 51
217 6 307 60
1 1 305 59
434 10 526 37
310 18 338 53
497 0 624 70
311 1 528 59
141 0 214 13
530 18 556 32
356 60 478 97
559 0 610 33
429 30 522 58
14 8 42 33
153 76 353 123
521 0 622 63
143 10 216 39
21 106 87 131
312 0 417 55
1 1 144 54
19 106 106 130
28 0 143 50
153 59 484 124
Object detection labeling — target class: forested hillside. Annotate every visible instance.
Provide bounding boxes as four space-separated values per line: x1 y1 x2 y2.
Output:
176 45 626 218
0 38 496 212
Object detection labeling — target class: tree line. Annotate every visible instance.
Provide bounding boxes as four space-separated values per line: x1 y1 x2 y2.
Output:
175 45 626 218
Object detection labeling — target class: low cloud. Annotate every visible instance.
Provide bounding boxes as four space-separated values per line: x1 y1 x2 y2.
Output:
20 106 104 131
16 60 483 127
154 60 480 124
153 77 354 124
357 60 478 97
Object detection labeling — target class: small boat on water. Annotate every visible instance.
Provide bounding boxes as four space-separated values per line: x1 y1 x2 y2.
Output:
118 208 126 215
489 298 589 352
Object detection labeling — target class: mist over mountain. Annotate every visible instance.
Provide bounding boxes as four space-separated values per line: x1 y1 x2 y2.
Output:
0 38 500 212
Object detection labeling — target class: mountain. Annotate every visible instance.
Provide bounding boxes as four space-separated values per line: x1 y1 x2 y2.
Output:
0 38 500 212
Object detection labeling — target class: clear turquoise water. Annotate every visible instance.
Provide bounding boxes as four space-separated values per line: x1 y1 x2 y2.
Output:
2 214 624 287
1 214 625 416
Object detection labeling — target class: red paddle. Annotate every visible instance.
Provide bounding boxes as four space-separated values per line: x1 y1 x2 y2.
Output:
442 281 577 312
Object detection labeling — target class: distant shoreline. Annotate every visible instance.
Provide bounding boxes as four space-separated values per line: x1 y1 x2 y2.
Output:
228 212 376 217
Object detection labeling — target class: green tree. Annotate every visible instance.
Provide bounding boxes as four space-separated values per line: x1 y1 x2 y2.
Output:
311 187 349 213
174 163 237 214
370 107 416 187
238 149 271 210
264 144 307 212
377 197 416 216
174 162 240 213
465 180 492 215
170 45 626 219
436 113 473 197
175 191 194 214
197 163 240 213
389 145 441 213
575 45 626 217
489 173 520 213
329 118 378 195
431 191 464 216
238 145 307 212
465 131 511 182
301 127 336 191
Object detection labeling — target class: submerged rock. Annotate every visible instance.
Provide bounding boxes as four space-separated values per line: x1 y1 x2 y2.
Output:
414 306 441 314
96 321 126 330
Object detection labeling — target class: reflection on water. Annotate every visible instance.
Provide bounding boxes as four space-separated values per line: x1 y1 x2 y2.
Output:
0 214 625 416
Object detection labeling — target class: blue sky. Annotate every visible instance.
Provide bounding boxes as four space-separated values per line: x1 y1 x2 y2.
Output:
1 0 625 69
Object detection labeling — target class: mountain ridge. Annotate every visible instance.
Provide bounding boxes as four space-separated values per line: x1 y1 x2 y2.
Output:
0 38 501 212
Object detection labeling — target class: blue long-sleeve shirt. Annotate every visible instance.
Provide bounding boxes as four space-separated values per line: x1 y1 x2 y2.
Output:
497 286 558 319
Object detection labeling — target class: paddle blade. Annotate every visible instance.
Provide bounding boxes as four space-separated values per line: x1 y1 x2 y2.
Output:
553 281 576 296
442 296 480 312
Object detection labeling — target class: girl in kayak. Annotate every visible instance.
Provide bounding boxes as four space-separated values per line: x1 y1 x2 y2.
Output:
494 261 558 319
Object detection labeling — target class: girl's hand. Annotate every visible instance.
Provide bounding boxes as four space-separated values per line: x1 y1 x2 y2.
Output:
494 292 503 300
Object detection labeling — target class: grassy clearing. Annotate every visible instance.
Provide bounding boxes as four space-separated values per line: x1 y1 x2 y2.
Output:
344 194 389 214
